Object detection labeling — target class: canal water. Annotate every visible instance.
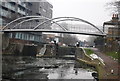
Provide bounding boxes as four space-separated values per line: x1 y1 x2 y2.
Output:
2 56 95 81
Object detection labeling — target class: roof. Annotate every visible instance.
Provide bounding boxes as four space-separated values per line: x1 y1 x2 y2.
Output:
103 21 120 26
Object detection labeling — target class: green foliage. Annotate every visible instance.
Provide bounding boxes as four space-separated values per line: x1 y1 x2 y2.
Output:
106 51 119 59
94 37 104 45
84 48 94 55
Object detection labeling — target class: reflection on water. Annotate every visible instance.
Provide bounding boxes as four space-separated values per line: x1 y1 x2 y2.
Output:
2 56 95 80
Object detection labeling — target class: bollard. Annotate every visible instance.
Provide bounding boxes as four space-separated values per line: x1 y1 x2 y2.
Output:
111 69 114 74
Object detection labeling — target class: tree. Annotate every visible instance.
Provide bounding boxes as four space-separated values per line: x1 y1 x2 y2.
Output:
86 36 97 46
107 1 120 15
61 34 78 46
94 37 104 46
113 1 120 14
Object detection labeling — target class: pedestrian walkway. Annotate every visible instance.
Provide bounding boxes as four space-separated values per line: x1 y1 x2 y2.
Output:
91 48 119 80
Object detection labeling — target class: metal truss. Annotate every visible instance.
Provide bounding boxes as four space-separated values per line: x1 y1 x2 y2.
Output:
1 16 106 36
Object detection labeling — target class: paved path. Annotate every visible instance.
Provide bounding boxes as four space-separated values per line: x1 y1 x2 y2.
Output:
91 48 119 80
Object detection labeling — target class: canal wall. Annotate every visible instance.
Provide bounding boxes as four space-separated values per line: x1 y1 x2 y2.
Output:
21 45 37 56
40 44 57 57
2 33 9 50
2 43 41 56
56 46 92 60
2 33 44 56
44 45 53 56
57 47 76 56
75 48 96 69
75 48 85 59
49 46 98 71
76 48 106 79
40 46 76 58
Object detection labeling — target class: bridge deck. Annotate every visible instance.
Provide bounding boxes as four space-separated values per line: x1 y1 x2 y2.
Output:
1 29 106 36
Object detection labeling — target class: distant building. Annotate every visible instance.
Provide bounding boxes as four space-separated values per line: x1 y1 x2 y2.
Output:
103 14 120 41
43 34 59 43
0 0 53 45
0 0 53 25
103 14 120 51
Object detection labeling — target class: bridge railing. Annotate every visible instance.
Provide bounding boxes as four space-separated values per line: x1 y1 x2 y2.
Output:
1 16 106 36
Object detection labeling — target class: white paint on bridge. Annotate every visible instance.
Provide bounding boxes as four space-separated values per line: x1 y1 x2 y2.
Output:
1 29 106 36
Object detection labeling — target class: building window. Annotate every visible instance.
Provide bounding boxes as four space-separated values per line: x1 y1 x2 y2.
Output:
19 33 22 39
1 8 8 17
21 33 24 40
15 33 19 39
4 2 16 11
24 34 26 40
18 7 26 15
29 35 34 41
19 2 26 8
26 34 29 40
9 33 13 38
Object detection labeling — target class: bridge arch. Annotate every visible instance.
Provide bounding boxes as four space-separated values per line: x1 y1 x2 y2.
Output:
2 16 66 31
11 18 66 31
3 16 40 30
33 17 104 34
2 16 106 36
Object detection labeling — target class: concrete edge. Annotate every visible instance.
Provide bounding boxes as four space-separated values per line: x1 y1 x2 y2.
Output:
81 47 105 66
81 47 93 60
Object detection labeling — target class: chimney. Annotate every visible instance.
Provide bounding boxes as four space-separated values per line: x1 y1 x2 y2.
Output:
112 14 119 22
116 14 119 19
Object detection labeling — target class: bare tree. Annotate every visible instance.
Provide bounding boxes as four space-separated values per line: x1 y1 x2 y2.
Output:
62 34 78 45
107 1 120 15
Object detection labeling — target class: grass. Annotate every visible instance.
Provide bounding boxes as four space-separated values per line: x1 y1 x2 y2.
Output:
83 48 119 79
83 48 106 79
84 48 94 55
106 51 120 59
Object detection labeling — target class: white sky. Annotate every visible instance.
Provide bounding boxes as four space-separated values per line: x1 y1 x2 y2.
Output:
48 0 115 26
47 0 117 41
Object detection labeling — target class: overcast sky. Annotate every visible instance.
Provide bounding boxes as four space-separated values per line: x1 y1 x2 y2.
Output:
47 0 116 41
48 0 115 26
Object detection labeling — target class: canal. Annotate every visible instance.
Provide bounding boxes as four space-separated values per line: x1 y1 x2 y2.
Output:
2 56 95 81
